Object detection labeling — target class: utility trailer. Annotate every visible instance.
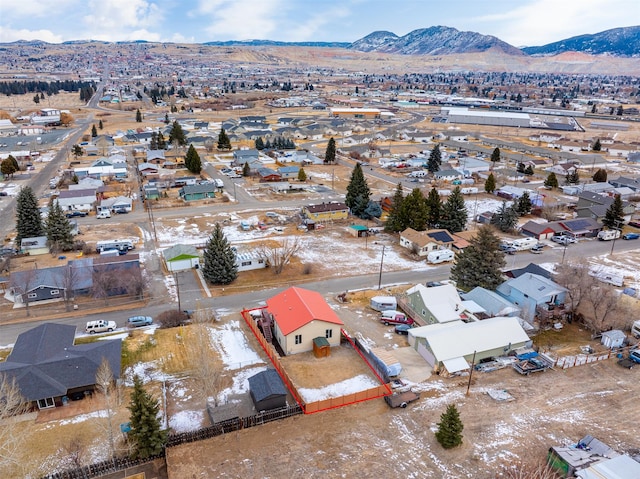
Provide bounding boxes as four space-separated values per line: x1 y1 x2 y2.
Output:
384 390 420 408
512 357 550 375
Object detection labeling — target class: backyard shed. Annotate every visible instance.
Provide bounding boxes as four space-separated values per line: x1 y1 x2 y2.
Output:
313 337 331 358
162 244 200 272
601 330 626 349
248 369 288 411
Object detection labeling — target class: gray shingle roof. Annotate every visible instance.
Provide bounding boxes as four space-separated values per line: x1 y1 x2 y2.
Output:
248 369 287 402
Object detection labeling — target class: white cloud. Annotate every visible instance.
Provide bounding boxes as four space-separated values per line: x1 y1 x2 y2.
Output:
476 0 639 46
0 26 64 43
0 0 79 19
284 5 351 42
82 0 163 41
194 0 285 40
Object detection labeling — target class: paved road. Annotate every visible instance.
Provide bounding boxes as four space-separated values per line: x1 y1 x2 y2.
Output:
1 236 636 343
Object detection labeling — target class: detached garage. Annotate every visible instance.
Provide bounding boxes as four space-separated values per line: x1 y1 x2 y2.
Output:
162 244 200 272
248 369 288 411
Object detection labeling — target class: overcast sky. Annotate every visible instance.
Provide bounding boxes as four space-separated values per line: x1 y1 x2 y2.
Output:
0 0 637 46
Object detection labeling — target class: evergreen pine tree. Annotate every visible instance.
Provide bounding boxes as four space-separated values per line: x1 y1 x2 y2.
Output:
517 162 525 174
242 162 251 177
201 223 238 285
127 375 167 459
592 139 602 151
324 137 336 164
399 188 428 231
149 132 158 151
217 128 231 150
439 187 467 233
425 187 442 229
185 145 202 174
490 201 519 232
255 137 265 150
592 168 607 182
427 144 442 173
72 145 83 158
98 119 103 130
169 121 187 147
564 170 580 185
524 165 534 176
157 132 166 149
490 147 501 164
362 201 382 220
164 113 170 124
435 404 464 449
384 183 405 233
602 194 625 229
297 167 307 182
345 163 371 218
135 109 142 122
484 173 496 194
516 191 532 216
16 186 44 245
46 200 74 252
450 225 506 291
544 172 558 189
91 124 97 137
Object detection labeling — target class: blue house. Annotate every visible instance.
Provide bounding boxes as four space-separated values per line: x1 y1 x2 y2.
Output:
496 273 567 325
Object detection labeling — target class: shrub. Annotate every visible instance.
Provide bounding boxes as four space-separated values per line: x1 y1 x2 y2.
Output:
156 309 189 329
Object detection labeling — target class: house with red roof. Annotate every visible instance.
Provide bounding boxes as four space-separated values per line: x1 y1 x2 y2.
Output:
266 286 344 355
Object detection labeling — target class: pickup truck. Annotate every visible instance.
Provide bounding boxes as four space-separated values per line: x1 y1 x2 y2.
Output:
384 390 420 408
512 357 549 375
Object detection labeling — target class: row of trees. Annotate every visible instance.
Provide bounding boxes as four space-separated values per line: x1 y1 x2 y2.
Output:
255 136 296 150
0 80 95 97
385 184 468 234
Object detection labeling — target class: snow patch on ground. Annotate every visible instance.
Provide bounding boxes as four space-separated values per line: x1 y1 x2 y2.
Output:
297 374 379 402
207 320 264 370
169 410 204 433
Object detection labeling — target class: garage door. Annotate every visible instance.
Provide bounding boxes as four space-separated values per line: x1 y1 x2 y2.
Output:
417 342 436 368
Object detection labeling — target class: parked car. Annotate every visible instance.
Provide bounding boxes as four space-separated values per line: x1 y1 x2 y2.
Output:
629 349 640 364
627 221 640 229
65 211 87 218
499 244 517 255
551 235 575 245
127 315 153 327
623 233 640 240
394 324 412 335
530 244 545 254
113 208 129 214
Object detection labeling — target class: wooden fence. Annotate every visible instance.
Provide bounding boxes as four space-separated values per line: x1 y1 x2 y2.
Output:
42 455 164 479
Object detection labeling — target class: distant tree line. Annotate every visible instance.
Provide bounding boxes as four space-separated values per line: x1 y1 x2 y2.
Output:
0 80 96 98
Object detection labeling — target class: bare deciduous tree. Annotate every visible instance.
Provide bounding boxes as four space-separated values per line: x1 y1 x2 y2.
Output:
9 267 38 317
553 261 591 314
499 459 560 479
61 263 82 311
187 323 222 405
0 373 30 472
256 237 301 275
581 283 627 333
95 359 118 458
92 270 120 306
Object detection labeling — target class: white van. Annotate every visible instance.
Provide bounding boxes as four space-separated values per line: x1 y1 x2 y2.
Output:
427 249 455 264
96 210 111 219
214 178 224 188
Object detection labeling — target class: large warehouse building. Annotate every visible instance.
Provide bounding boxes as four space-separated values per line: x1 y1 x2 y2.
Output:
442 107 532 128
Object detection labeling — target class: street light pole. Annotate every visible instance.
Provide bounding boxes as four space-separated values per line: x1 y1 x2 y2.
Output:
378 245 386 290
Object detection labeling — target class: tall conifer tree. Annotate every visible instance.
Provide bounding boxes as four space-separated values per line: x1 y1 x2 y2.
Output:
202 223 238 285
16 186 44 245
127 375 167 459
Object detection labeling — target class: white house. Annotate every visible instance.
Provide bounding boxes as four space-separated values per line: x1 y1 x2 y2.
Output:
162 244 200 272
56 189 96 212
235 250 267 272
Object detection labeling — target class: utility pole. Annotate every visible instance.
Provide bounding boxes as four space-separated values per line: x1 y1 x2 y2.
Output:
377 245 385 290
466 350 477 396
174 272 181 312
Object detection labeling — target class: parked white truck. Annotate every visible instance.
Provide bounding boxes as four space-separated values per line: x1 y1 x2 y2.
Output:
597 230 621 241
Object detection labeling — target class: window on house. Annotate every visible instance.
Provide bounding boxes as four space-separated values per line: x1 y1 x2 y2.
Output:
241 261 251 266
27 293 37 299
422 309 426 316
294 334 302 345
50 290 59 296
325 329 332 339
37 397 55 409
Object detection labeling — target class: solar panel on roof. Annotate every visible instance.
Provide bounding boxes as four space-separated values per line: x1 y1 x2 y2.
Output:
564 219 591 230
427 231 454 243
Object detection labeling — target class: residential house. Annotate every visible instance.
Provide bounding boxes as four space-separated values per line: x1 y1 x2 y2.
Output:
303 202 349 221
68 178 104 191
74 158 127 180
520 220 566 240
434 169 463 182
137 162 160 178
0 323 121 409
163 244 200 272
558 218 601 238
143 186 160 200
548 435 625 478
545 162 578 176
235 250 266 272
399 228 455 257
576 191 635 222
278 165 300 180
19 236 48 255
56 189 96 212
99 196 132 213
407 316 530 374
496 273 568 324
403 283 469 326
146 150 166 164
462 287 521 318
505 263 553 280
179 184 216 201
232 149 260 167
257 167 282 182
265 286 344 355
